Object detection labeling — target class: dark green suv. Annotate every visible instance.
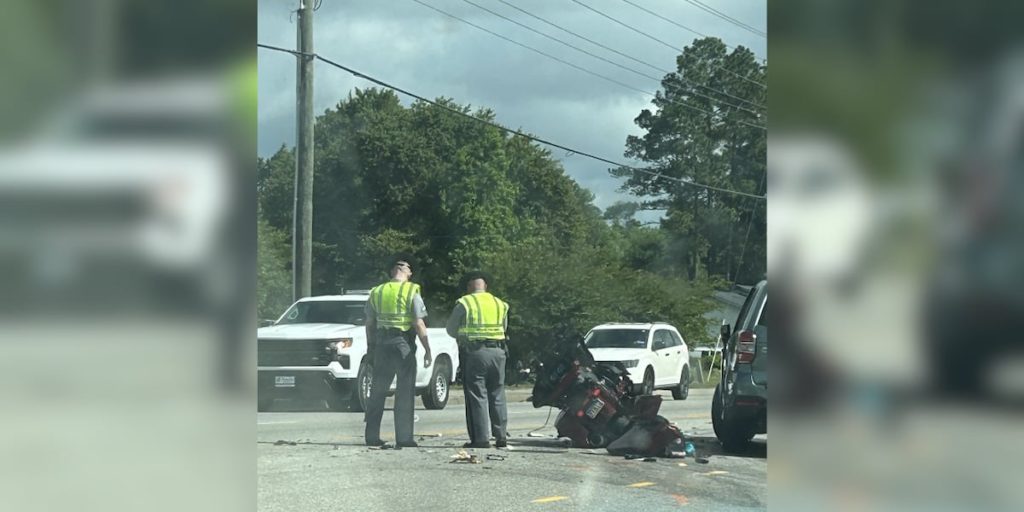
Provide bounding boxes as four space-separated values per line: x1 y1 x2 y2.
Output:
713 280 767 451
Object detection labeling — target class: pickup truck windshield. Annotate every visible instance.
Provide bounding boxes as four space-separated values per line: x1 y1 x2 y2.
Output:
585 329 649 349
277 301 367 325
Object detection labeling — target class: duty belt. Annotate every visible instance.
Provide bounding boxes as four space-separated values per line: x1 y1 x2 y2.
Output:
468 340 505 349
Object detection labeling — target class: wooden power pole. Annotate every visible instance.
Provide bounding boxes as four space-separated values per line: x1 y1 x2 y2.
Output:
293 0 314 300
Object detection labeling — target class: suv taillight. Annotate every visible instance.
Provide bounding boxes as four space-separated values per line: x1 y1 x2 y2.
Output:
736 330 757 364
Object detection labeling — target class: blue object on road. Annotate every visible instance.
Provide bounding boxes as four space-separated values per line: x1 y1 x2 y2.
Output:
684 441 696 457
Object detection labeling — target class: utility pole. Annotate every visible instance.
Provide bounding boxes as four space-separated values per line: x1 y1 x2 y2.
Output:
293 0 315 300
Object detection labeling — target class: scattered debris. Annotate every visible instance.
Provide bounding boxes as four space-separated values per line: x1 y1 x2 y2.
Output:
486 454 506 461
418 433 443 438
274 440 297 446
531 496 568 504
703 470 729 476
677 462 688 467
628 482 656 488
450 450 482 464
671 494 690 506
695 457 710 464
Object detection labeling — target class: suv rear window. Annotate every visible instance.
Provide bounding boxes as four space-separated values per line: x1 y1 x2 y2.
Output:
586 329 649 349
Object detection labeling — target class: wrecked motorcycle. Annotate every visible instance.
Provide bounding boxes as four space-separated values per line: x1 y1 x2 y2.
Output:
530 335 683 456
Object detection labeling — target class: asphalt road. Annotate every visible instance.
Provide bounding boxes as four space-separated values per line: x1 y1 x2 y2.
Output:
258 388 766 511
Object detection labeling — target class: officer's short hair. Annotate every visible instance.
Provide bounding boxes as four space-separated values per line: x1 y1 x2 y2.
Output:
461 270 493 289
387 253 416 277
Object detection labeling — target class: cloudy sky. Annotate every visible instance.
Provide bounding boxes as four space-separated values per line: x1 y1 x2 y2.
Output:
257 0 766 214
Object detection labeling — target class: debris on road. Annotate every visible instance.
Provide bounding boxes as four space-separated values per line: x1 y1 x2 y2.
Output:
628 482 656 488
485 454 506 461
450 450 482 464
274 440 297 446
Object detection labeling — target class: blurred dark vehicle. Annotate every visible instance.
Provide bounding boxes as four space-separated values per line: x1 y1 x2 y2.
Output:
925 53 1024 397
713 280 767 451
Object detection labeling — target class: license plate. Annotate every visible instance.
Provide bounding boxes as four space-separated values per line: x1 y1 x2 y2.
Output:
584 398 605 419
274 376 295 388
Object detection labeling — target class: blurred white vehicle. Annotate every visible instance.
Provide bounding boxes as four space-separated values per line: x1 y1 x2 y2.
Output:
768 134 874 290
0 78 234 312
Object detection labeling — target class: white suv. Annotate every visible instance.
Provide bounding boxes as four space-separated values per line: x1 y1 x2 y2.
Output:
584 323 691 400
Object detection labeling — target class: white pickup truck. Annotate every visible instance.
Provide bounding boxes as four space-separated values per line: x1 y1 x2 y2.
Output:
257 292 460 412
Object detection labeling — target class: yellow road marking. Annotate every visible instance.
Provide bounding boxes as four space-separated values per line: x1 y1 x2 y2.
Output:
531 496 568 504
703 471 729 476
677 462 688 467
628 482 656 488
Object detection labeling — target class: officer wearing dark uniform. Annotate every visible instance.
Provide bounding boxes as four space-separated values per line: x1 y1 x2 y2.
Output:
364 257 432 448
446 271 509 448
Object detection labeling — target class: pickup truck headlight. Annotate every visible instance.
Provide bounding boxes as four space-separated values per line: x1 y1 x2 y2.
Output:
326 338 354 352
622 360 639 368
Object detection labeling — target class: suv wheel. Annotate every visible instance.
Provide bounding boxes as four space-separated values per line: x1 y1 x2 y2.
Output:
422 358 450 410
641 368 655 396
712 383 755 452
672 366 690 400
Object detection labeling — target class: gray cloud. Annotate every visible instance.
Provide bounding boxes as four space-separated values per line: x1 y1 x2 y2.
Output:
258 0 766 214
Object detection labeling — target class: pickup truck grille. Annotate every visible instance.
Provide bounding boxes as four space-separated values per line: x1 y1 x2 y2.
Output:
258 339 334 367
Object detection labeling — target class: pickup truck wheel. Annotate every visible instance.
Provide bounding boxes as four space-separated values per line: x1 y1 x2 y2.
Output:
641 368 655 396
672 366 690 400
712 383 755 452
421 358 450 410
351 362 371 413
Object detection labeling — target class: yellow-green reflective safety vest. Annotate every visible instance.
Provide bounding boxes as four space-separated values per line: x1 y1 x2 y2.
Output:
369 281 420 330
457 292 509 341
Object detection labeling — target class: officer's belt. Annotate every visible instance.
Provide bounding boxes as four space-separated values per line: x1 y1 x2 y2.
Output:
378 327 415 340
466 339 505 350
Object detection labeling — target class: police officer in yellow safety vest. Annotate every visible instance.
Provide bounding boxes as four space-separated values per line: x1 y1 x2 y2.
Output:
364 257 432 448
446 271 509 449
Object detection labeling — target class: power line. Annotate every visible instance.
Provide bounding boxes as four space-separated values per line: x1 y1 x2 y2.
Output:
619 0 762 59
570 0 766 89
498 0 666 74
682 0 765 38
492 0 766 113
256 43 766 200
411 0 764 130
459 0 764 117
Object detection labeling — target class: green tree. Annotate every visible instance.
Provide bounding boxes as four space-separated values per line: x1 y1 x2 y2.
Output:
257 217 291 321
613 37 766 283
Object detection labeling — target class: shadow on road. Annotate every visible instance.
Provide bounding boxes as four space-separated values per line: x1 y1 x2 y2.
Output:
688 435 767 459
